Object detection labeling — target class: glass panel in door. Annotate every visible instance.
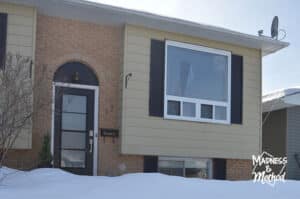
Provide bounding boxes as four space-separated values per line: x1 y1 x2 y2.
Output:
60 94 87 168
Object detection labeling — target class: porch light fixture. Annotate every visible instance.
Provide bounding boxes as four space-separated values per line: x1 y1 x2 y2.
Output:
72 71 80 82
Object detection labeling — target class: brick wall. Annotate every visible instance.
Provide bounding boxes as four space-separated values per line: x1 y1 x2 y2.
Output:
5 14 144 174
226 159 253 180
99 137 143 176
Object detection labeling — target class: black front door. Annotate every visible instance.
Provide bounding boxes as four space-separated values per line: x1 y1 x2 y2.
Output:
54 87 94 175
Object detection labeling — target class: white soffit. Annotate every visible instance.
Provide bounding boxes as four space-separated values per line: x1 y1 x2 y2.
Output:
1 0 289 56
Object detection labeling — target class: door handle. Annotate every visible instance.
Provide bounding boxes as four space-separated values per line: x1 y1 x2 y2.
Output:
89 130 94 137
89 130 93 153
89 139 93 153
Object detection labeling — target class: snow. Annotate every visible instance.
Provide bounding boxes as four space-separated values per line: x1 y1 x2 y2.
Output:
263 87 300 103
0 167 299 199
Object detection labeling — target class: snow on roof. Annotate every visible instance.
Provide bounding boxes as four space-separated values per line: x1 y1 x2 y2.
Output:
263 87 300 102
262 87 300 112
263 87 300 103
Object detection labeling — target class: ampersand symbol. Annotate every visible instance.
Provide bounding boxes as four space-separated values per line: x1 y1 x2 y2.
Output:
266 165 272 173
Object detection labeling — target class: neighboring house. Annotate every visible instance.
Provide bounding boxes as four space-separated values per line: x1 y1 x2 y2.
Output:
263 88 300 180
0 0 288 180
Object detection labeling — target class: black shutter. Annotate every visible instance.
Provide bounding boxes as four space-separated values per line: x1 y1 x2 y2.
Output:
149 39 165 117
213 159 226 180
231 54 243 124
144 156 158 172
0 13 7 69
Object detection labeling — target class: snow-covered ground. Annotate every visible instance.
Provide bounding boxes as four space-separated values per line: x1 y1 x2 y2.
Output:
0 167 299 199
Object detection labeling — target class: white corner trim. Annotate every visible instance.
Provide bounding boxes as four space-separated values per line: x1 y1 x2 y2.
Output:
93 86 99 176
51 83 55 156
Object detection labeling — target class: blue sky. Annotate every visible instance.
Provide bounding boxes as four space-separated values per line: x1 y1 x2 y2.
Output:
90 0 298 94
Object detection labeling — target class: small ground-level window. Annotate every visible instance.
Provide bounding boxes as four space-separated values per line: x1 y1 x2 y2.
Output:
158 159 184 176
158 157 212 179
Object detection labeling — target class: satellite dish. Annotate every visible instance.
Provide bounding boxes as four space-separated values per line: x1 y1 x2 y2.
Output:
271 16 279 39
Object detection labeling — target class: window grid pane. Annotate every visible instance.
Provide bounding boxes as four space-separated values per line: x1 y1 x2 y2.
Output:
158 160 184 177
62 113 86 131
182 102 196 117
63 94 87 113
165 97 228 122
61 131 86 149
166 45 228 102
215 106 227 120
61 150 85 168
167 100 180 116
201 104 213 119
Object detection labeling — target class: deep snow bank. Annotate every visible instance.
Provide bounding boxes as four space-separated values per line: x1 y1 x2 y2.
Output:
0 167 299 199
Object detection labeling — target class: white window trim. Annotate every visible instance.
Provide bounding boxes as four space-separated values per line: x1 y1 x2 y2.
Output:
158 156 213 179
164 40 231 124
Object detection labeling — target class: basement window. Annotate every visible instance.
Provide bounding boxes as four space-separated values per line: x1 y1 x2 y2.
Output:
158 157 212 179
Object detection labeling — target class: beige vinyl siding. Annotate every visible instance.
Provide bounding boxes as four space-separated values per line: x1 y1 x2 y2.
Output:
121 24 262 159
0 2 36 57
0 2 37 149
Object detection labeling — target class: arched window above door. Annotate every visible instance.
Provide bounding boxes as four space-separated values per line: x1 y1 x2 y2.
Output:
54 62 99 86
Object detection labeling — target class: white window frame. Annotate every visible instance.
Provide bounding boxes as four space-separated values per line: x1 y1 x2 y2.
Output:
158 156 213 179
164 40 231 124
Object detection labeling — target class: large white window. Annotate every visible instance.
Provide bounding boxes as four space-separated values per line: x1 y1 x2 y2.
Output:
164 41 231 124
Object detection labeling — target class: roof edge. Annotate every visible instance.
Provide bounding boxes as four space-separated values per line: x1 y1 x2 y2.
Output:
1 0 290 55
66 0 290 56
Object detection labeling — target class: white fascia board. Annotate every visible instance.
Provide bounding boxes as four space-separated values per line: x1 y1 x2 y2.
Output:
2 0 289 56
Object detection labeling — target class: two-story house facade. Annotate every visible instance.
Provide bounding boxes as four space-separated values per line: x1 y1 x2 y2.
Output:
1 0 288 180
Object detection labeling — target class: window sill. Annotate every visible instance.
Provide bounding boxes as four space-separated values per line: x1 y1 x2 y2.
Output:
164 115 231 125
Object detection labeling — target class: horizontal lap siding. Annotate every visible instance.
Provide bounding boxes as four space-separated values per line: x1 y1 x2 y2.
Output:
0 2 36 149
0 2 36 57
121 25 261 159
287 107 300 179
